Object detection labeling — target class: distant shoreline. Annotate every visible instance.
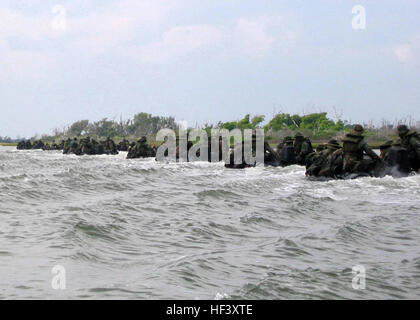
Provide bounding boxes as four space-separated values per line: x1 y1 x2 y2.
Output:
0 143 17 146
2 140 387 149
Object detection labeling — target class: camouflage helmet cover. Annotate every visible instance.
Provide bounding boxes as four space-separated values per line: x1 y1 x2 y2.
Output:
397 125 409 134
350 124 364 136
353 124 364 133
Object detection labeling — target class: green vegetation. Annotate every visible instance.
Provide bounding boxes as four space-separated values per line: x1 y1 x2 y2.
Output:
0 142 17 146
265 112 344 133
216 112 348 144
6 111 418 147
0 136 19 146
31 113 178 144
64 113 178 139
218 114 265 131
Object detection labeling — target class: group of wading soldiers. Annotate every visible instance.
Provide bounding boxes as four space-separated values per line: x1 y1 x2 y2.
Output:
17 139 46 150
18 136 156 159
304 124 420 178
60 136 156 158
223 124 420 178
16 124 420 178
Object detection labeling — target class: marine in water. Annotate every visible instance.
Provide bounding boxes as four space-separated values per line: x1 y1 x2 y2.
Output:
17 140 31 150
224 134 259 169
264 141 282 167
117 139 130 152
306 139 342 177
279 136 296 167
379 140 393 162
103 137 119 155
397 125 420 172
62 138 71 154
341 124 381 176
17 140 45 150
127 136 154 159
294 133 314 166
384 139 411 177
13 125 419 180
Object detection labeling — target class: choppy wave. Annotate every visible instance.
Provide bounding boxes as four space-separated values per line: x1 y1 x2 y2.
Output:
0 146 419 299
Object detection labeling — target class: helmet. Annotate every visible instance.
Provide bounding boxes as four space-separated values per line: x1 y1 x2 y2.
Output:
397 125 409 134
353 124 364 133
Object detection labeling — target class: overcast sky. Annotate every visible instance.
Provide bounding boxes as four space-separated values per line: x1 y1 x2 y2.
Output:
1 0 419 138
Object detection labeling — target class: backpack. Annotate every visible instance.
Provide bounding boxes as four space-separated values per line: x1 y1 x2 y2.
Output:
280 145 296 165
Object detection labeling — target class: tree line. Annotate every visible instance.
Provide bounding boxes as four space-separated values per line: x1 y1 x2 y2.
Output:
7 111 419 144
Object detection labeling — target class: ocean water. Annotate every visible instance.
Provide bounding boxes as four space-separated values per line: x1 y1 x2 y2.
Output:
0 146 419 299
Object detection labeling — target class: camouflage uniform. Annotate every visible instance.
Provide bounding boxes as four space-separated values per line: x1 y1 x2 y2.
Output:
293 133 304 156
279 137 296 166
69 138 79 154
127 137 153 159
398 125 420 172
103 137 118 155
32 140 44 149
316 143 327 153
294 133 314 165
80 137 95 155
118 139 130 151
306 139 341 177
379 140 393 162
63 138 71 154
17 141 26 150
318 148 344 178
277 136 292 153
342 125 379 174
385 139 411 177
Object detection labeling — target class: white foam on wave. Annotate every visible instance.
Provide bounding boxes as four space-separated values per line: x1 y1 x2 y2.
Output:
308 188 348 201
214 292 230 300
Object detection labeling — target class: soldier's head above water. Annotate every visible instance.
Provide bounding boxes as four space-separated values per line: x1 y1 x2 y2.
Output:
294 132 304 140
397 125 409 136
352 124 364 135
